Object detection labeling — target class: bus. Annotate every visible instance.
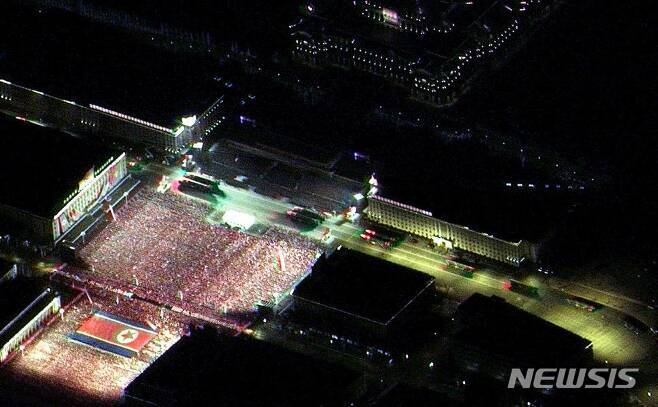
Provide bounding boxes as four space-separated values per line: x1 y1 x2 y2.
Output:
504 279 539 298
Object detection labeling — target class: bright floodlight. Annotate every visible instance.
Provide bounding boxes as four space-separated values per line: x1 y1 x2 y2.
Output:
182 115 197 127
222 210 255 230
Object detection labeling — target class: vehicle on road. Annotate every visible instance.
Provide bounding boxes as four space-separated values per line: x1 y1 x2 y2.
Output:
566 295 603 312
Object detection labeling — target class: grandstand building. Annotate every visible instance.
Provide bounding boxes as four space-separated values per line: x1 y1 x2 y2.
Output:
0 115 128 244
290 247 436 346
201 139 367 213
366 195 536 266
0 278 61 364
0 4 225 151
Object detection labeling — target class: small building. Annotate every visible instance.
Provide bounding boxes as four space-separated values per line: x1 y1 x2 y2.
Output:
0 279 61 364
451 294 593 380
290 247 435 346
0 115 129 244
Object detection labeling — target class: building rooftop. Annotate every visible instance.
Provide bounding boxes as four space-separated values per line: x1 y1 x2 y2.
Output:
296 15 455 59
293 248 435 325
0 115 115 218
299 0 508 58
0 4 223 129
456 294 593 366
125 327 360 407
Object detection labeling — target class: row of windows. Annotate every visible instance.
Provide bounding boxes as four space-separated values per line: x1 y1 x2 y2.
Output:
368 202 522 263
293 35 452 101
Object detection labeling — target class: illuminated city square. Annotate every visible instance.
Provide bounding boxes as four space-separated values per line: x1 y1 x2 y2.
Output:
75 188 320 328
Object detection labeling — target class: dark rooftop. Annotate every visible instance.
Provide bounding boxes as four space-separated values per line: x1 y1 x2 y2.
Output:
0 4 222 129
0 115 115 217
456 294 592 366
125 327 360 407
293 248 434 324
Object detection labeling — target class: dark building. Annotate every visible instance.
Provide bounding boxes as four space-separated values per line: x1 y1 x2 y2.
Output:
292 0 558 105
290 247 435 347
0 3 225 151
452 294 593 381
124 327 363 407
0 115 128 244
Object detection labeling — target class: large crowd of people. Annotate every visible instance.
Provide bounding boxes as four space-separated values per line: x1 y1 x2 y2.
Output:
76 188 320 326
0 287 185 405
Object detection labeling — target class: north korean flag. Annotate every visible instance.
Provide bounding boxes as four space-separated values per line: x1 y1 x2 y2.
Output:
72 312 156 357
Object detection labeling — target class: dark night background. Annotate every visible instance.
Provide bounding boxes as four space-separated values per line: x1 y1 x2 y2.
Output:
1 0 654 294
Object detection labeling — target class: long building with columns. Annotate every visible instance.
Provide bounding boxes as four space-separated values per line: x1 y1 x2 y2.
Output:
366 195 536 266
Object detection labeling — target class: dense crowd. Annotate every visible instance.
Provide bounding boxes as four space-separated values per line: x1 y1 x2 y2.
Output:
0 287 184 405
76 188 320 326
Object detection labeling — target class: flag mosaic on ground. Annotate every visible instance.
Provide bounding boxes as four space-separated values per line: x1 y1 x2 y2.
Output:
70 312 156 357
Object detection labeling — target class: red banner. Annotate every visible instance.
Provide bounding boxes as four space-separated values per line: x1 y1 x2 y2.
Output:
76 313 155 353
